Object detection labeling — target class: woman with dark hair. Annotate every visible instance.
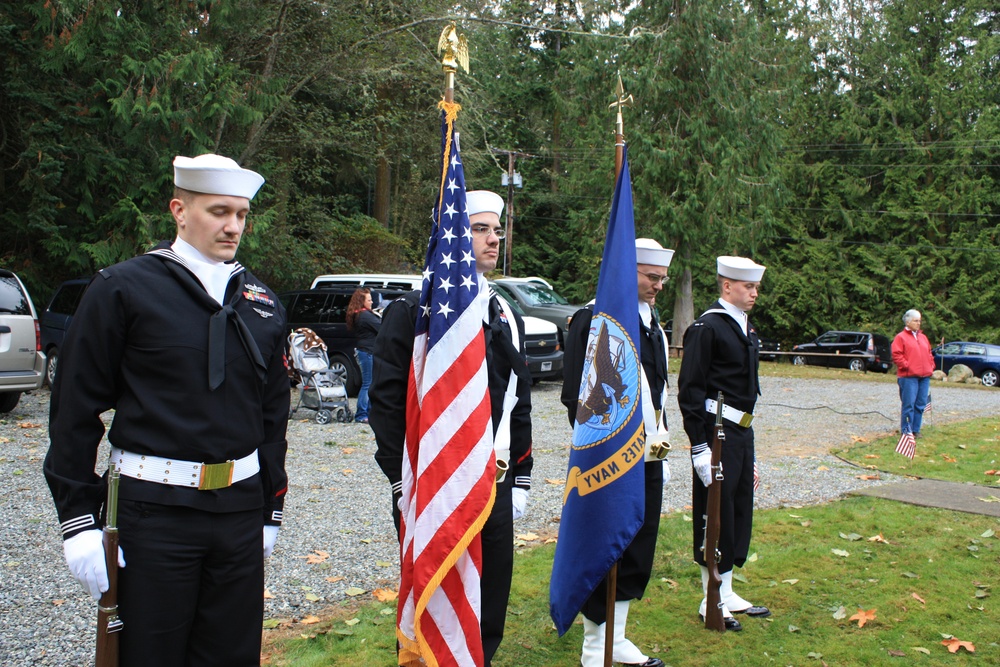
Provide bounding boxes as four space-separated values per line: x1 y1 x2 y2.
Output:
346 288 381 424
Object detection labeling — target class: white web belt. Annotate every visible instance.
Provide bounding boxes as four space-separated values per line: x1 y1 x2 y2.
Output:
109 446 260 491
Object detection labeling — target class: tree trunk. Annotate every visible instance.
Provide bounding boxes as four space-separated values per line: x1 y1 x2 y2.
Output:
671 243 695 352
373 153 390 228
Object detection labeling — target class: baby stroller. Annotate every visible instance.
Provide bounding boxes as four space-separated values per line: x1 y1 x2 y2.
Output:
287 328 353 424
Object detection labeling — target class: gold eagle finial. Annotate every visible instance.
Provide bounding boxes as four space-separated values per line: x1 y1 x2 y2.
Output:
438 23 469 74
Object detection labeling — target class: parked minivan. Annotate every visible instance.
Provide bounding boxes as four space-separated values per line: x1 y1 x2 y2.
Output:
0 269 46 412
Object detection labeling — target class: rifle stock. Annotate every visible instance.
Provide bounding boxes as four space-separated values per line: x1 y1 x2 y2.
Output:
96 467 123 667
703 392 726 632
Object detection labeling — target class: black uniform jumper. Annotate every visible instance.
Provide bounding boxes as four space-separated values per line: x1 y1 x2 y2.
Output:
560 304 668 625
370 290 533 666
45 243 289 666
677 300 760 573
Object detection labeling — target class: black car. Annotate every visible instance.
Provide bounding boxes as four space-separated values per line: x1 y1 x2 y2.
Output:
279 287 408 396
791 331 892 373
39 278 90 386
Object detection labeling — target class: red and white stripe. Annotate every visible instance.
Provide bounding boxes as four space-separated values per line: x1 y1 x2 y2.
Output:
397 283 494 667
895 432 916 460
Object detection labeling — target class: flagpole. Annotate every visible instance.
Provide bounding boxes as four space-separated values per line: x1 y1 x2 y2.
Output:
602 72 634 667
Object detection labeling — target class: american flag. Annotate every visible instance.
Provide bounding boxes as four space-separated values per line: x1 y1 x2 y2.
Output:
753 459 760 492
895 432 916 460
395 101 495 667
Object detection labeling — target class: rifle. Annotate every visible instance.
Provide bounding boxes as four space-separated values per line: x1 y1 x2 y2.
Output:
702 392 726 632
96 467 123 666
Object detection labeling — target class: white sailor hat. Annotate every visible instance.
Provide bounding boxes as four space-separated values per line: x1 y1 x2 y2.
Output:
173 154 265 199
466 190 505 218
635 238 675 268
717 255 766 281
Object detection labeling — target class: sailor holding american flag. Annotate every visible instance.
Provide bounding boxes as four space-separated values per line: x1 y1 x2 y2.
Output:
370 180 533 666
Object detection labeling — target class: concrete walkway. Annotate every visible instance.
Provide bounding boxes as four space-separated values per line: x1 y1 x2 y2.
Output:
850 478 1000 517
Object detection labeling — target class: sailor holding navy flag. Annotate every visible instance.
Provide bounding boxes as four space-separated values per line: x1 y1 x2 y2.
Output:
678 255 772 631
552 138 670 667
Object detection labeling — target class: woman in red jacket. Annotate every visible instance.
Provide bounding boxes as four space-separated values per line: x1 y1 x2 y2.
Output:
890 309 935 437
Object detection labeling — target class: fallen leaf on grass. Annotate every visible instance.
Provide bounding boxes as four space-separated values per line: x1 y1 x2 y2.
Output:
911 646 930 655
817 465 830 471
839 532 862 541
788 625 799 633
901 572 919 579
832 606 847 620
380 608 395 616
848 608 876 628
782 579 799 585
831 548 850 557
304 550 329 564
856 474 880 481
516 532 539 541
863 454 880 459
300 615 321 625
344 618 360 626
305 593 320 602
373 588 398 602
544 478 564 485
262 619 281 629
325 575 346 583
341 447 356 455
981 529 995 538
887 649 905 657
659 578 679 589
941 638 975 653
977 495 1000 503
984 470 1000 476
911 593 925 604
344 587 366 597
264 588 275 599
18 422 42 429
941 454 957 463
868 533 890 544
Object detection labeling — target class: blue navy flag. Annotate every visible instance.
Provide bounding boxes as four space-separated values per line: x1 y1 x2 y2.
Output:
550 146 646 635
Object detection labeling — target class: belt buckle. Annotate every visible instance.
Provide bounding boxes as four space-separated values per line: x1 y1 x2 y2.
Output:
648 442 670 460
738 412 754 428
199 460 235 490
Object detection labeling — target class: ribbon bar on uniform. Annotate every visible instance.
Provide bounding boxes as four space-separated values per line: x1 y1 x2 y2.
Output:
109 447 260 490
704 398 754 428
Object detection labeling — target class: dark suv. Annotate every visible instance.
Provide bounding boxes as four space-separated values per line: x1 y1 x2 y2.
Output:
39 278 90 386
791 331 892 373
279 287 409 396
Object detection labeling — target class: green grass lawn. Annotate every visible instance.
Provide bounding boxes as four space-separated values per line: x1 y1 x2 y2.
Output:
263 497 999 666
833 417 1000 485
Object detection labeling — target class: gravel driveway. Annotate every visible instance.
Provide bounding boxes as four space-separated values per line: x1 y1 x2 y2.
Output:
3 374 998 665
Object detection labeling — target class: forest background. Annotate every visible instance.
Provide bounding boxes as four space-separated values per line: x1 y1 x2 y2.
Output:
3 0 999 347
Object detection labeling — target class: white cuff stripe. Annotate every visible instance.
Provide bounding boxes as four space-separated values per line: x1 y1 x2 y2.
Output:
60 515 96 535
270 511 283 523
391 481 403 494
513 476 531 488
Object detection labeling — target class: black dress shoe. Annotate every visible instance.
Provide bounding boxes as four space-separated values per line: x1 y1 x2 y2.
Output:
731 605 771 618
699 614 743 632
620 659 664 667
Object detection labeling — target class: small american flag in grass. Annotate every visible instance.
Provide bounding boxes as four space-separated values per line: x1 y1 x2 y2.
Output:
895 432 916 460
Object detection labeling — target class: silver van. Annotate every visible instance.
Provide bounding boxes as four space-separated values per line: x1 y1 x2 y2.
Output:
0 270 46 412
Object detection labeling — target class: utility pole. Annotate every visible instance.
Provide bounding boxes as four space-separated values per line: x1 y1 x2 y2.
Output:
491 148 529 276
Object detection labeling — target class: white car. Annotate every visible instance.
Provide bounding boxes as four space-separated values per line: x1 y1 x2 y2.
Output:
0 269 46 413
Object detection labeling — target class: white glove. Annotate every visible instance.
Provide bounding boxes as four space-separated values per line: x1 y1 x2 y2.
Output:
692 449 712 488
63 529 125 601
263 525 280 558
511 488 529 521
662 459 671 486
